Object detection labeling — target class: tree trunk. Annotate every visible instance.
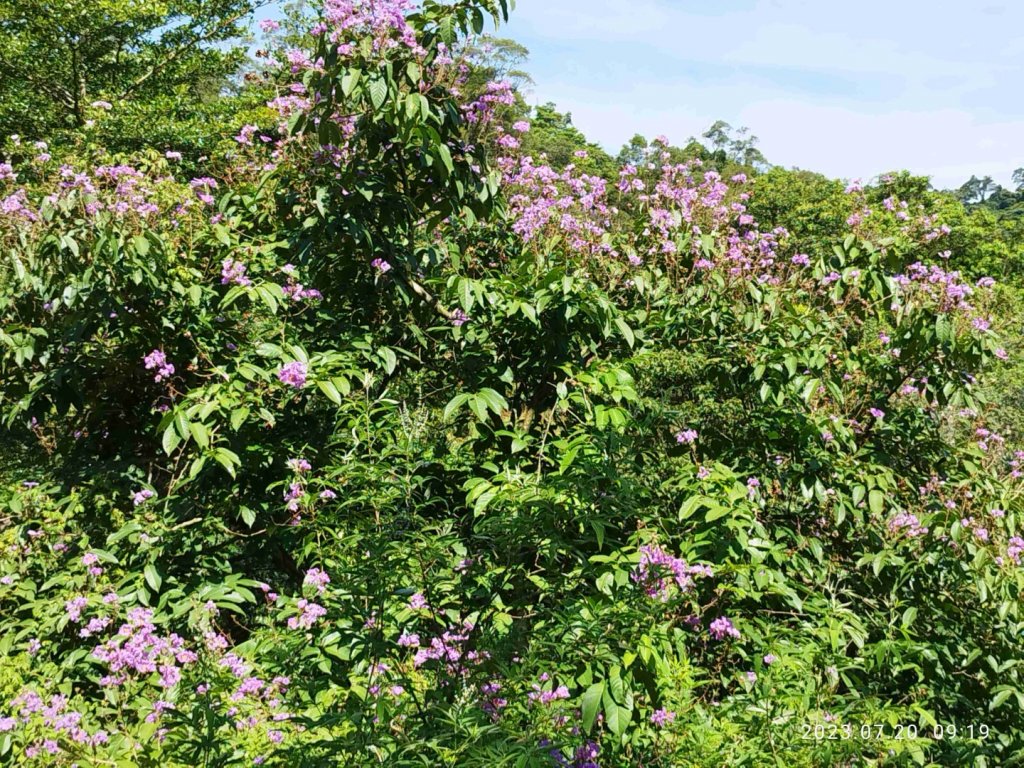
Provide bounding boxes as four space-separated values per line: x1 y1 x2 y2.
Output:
71 44 86 127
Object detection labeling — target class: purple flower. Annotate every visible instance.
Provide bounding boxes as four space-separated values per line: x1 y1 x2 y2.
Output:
287 599 326 630
65 596 88 622
675 428 698 445
132 488 155 506
888 511 927 538
450 308 469 327
527 680 570 705
303 567 331 594
709 616 740 641
371 257 392 273
632 543 712 601
277 361 308 388
650 708 675 727
221 258 252 287
234 124 258 146
283 482 303 512
763 653 777 665
409 593 428 610
869 408 885 420
143 349 175 382
287 458 312 472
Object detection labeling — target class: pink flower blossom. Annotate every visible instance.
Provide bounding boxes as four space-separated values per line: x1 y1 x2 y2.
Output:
277 361 308 388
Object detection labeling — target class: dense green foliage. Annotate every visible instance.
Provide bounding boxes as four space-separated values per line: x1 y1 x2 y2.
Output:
2 2 1024 767
0 0 267 158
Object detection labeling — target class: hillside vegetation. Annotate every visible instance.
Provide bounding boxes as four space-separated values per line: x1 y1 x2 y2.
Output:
1 1 1024 766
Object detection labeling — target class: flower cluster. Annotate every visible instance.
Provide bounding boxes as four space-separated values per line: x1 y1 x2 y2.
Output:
143 349 175 382
709 616 741 641
632 543 712 601
887 511 928 538
287 598 327 630
280 264 323 302
527 674 570 705
91 607 198 689
277 360 308 388
221 258 253 286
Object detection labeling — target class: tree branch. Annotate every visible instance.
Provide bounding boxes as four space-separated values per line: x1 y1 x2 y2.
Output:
119 1 272 100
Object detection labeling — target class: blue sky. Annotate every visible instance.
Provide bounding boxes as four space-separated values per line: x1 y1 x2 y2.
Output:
498 0 1024 189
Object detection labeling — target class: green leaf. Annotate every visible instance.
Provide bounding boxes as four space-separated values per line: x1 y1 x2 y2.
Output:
317 379 342 405
581 681 604 734
255 285 279 313
852 484 866 507
213 448 240 478
602 688 631 737
174 411 190 440
614 317 635 348
230 407 250 431
255 342 282 357
477 387 508 414
902 606 917 628
162 425 181 455
990 689 1013 710
868 489 885 515
144 564 162 592
341 68 361 97
473 487 497 516
705 504 731 522
436 143 454 175
458 277 473 310
443 393 470 422
188 421 210 449
379 347 398 375
107 522 142 545
368 77 388 109
214 224 232 247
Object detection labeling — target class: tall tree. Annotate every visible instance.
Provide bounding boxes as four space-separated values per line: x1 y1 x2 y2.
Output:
700 120 768 169
0 0 264 142
958 174 1000 205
